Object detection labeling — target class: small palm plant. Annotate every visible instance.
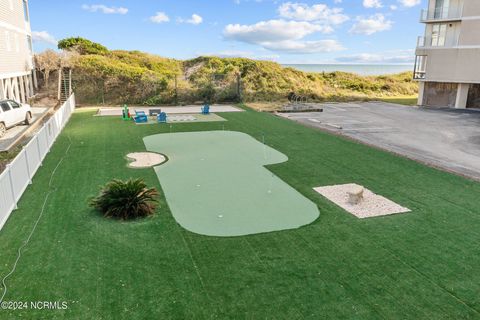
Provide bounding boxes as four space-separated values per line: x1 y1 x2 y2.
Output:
90 178 159 220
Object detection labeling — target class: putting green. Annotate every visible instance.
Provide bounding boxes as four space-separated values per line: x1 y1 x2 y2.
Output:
144 131 319 236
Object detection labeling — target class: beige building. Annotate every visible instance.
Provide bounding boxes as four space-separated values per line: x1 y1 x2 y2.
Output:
414 0 480 108
0 0 35 103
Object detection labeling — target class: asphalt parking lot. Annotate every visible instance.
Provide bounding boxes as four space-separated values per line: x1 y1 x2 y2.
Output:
279 102 480 180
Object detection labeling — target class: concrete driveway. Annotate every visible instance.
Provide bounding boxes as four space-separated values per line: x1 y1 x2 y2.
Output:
279 102 480 180
0 107 49 151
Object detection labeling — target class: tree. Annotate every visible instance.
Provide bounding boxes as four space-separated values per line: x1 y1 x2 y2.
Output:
58 50 79 69
34 50 59 87
58 37 108 55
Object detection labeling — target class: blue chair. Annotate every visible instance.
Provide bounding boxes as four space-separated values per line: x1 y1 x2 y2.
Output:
135 110 146 116
201 105 210 115
134 114 148 123
157 112 167 123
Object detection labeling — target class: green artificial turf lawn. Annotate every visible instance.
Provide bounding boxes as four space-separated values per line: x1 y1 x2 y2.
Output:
1 106 480 319
144 131 319 237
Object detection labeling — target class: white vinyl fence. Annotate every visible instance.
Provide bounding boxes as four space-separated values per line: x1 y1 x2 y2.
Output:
0 94 76 230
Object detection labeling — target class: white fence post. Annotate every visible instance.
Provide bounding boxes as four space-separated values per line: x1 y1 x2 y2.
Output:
36 134 43 166
23 147 32 184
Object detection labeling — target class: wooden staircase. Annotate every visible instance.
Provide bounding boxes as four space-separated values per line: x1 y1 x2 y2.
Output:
58 68 72 103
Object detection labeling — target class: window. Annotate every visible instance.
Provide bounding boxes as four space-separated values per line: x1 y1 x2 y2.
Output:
7 0 13 10
1 102 11 112
431 24 447 46
413 55 427 80
5 31 11 52
434 0 450 19
27 35 33 54
9 101 20 109
23 0 30 22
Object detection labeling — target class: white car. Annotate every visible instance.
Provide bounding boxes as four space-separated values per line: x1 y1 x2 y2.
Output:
0 100 32 138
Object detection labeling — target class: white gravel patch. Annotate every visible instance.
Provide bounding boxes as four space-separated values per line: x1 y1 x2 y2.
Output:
127 152 166 168
313 183 410 218
169 115 196 122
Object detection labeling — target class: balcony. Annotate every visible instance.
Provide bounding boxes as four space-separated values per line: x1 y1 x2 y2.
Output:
416 35 459 48
420 5 463 23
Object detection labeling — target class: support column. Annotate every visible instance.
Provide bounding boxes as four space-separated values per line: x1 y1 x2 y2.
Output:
0 79 5 100
32 70 38 89
24 75 30 98
12 77 20 101
19 75 26 102
455 83 469 109
29 73 34 96
417 81 425 106
6 78 14 99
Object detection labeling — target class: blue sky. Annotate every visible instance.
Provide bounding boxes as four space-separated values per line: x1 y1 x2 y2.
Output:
29 0 426 64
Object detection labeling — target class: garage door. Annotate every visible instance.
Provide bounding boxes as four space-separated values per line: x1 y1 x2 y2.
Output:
423 82 457 108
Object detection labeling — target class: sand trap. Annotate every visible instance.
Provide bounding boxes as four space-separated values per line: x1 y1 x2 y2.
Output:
313 183 410 218
126 152 166 168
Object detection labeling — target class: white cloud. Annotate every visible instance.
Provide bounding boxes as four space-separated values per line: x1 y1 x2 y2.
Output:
398 0 421 7
390 5 398 10
82 4 128 15
150 12 170 24
225 20 332 43
363 0 383 8
32 31 57 45
334 0 343 3
178 14 203 25
350 14 392 35
224 20 343 54
278 2 349 25
187 14 203 25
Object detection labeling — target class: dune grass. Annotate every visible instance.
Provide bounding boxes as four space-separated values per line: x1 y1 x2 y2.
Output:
378 95 418 106
0 106 479 319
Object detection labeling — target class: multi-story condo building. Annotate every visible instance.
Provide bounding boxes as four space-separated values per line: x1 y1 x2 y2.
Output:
0 0 35 103
414 0 480 109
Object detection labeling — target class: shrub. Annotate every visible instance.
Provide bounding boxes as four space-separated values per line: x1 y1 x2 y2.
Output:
90 179 159 220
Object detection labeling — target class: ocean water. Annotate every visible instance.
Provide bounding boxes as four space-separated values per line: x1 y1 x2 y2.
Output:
282 64 413 76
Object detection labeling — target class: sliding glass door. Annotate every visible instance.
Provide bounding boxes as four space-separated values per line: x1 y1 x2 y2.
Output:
434 0 450 19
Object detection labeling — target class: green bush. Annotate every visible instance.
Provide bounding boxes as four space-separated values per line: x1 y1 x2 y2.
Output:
89 179 159 220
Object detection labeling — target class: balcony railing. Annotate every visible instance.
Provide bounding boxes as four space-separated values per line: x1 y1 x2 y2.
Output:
420 5 463 22
417 36 426 47
416 35 459 48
